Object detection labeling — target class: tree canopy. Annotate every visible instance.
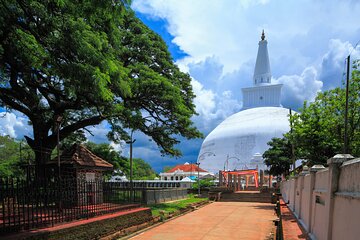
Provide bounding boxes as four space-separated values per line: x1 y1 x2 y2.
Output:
263 137 293 177
0 135 34 177
131 158 157 180
290 61 360 165
0 0 202 169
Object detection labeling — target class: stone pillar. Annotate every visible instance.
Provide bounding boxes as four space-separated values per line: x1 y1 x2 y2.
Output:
259 170 264 187
307 165 325 234
325 154 354 240
219 170 223 186
228 174 232 189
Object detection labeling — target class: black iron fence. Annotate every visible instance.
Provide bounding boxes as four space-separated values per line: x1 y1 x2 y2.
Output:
110 180 181 188
0 178 143 233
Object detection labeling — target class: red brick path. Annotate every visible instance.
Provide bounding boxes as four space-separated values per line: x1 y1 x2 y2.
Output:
280 199 307 240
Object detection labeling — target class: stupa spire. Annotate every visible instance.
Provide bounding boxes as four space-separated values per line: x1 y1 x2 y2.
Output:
241 30 282 109
253 30 271 85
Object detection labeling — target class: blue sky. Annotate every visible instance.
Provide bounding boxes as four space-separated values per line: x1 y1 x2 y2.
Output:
1 0 360 173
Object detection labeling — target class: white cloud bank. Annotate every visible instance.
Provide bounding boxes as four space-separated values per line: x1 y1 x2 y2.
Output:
0 112 32 139
133 0 360 117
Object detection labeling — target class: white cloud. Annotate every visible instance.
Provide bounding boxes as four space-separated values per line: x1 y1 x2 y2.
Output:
274 67 323 109
192 79 216 118
320 39 360 90
109 141 125 153
0 112 32 139
133 0 360 74
85 121 110 143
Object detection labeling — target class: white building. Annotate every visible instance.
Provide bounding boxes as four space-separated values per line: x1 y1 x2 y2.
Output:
159 162 212 181
198 31 291 174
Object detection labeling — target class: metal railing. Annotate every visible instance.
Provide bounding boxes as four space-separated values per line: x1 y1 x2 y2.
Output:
0 178 143 233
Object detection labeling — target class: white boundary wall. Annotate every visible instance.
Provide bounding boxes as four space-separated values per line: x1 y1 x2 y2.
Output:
280 155 360 240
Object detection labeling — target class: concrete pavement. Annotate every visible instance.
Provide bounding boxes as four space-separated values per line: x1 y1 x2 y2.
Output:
130 202 276 240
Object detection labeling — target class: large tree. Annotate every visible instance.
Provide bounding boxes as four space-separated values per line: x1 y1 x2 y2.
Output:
0 0 202 171
290 60 360 165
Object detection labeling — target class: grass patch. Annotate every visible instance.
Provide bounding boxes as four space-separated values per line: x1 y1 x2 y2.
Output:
149 194 207 217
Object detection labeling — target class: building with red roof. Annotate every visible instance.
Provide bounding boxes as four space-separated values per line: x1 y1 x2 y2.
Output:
159 162 213 181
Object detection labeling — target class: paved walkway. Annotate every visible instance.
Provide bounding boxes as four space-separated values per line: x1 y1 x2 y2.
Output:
280 199 307 240
130 202 276 240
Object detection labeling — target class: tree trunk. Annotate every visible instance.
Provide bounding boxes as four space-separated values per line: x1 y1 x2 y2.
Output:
26 123 57 180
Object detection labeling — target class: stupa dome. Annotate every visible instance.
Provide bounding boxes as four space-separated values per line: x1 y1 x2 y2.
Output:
197 31 291 173
198 107 290 173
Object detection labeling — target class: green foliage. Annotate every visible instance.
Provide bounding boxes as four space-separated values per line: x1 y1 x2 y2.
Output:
263 137 293 176
84 142 128 174
290 61 360 165
0 136 34 177
83 141 156 180
132 158 157 180
0 0 202 167
192 178 215 190
61 130 87 150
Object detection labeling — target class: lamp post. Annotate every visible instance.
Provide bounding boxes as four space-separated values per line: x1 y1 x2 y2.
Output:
126 130 136 202
223 154 241 190
197 151 216 196
223 154 240 171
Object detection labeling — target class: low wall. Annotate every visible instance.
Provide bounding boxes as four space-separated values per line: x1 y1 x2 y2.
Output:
142 188 188 204
281 155 360 240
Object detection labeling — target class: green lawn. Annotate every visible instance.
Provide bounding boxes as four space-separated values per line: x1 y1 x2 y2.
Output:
149 194 208 217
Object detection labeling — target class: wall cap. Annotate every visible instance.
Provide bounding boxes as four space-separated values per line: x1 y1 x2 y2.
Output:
341 158 360 167
327 154 354 165
300 166 310 175
335 191 360 199
310 165 325 172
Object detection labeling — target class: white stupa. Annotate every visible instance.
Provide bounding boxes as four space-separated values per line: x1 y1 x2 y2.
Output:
198 31 291 173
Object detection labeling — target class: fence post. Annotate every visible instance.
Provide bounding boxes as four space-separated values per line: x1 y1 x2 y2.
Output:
325 154 353 240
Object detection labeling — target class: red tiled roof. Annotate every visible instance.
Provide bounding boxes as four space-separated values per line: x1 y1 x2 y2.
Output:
49 144 113 170
166 164 208 173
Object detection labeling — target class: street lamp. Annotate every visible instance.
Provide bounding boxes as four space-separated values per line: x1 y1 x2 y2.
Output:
197 151 216 196
126 130 136 201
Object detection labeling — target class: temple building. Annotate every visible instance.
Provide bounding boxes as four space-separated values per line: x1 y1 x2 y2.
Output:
198 31 291 174
159 162 212 181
